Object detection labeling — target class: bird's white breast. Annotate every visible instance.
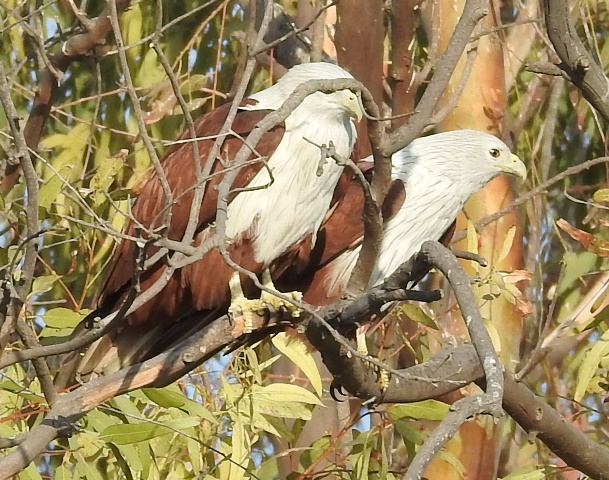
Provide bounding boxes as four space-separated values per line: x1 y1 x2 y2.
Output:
325 162 470 293
226 111 356 266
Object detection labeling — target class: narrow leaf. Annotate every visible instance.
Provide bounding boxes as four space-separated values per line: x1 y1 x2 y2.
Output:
100 418 199 445
272 333 323 396
387 400 449 421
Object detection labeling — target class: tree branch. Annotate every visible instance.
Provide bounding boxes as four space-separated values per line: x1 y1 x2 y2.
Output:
1 0 132 193
543 0 609 123
382 0 488 156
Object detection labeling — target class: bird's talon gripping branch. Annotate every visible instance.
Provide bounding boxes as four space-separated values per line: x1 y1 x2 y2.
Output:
260 270 303 319
329 381 348 401
228 272 264 334
356 325 390 392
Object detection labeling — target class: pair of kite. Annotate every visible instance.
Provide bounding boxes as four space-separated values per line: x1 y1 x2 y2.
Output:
56 62 526 388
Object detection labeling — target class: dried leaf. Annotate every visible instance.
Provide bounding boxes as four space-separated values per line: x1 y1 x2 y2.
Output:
557 218 609 257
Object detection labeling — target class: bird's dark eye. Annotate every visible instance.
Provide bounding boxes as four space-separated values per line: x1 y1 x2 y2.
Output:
489 148 501 158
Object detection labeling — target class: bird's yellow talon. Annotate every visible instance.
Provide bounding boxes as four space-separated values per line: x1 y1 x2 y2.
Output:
260 270 302 318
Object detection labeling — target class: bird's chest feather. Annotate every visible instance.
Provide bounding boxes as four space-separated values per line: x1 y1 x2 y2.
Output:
225 119 354 265
370 169 465 286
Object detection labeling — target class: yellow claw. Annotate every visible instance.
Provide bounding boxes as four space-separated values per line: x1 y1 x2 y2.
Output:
228 272 263 334
260 270 303 318
356 325 390 393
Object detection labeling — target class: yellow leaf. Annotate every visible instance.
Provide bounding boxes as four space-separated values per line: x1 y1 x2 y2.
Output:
593 188 609 204
496 226 516 263
272 332 323 396
395 303 438 329
466 220 479 273
219 416 249 480
574 329 609 402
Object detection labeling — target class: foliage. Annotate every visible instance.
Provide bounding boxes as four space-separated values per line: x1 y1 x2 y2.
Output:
3 0 609 479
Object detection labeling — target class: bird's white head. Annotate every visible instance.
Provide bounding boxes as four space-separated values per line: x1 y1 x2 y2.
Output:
393 129 526 192
243 62 363 122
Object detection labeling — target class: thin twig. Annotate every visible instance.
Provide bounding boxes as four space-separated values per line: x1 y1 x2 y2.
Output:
109 0 173 231
452 156 609 243
0 60 41 370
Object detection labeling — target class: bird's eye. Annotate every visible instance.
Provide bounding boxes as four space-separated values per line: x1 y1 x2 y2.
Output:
489 148 501 158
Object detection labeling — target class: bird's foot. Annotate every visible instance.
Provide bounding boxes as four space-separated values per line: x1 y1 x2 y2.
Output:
228 272 265 334
260 270 303 318
356 326 390 392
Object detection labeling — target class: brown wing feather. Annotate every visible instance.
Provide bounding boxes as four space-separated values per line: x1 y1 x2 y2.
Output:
275 171 408 306
56 104 288 387
99 103 285 324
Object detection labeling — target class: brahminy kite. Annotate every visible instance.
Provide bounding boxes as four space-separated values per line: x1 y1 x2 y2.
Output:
275 130 527 305
56 62 363 386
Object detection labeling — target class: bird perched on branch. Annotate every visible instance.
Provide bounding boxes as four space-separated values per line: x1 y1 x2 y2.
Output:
55 62 363 388
275 129 527 305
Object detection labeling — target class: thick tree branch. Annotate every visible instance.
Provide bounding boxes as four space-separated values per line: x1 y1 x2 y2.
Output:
2 246 609 479
502 372 609 480
543 0 609 123
419 242 504 417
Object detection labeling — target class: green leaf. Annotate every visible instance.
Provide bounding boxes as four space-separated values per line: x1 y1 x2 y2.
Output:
90 155 124 206
100 417 199 444
387 400 450 421
78 431 103 458
255 383 321 405
139 387 217 423
18 462 43 480
74 451 103 480
53 465 71 480
272 332 323 396
42 308 90 329
574 329 609 402
121 4 144 62
500 466 546 480
247 384 320 420
111 395 144 421
219 416 249 480
41 308 91 338
30 274 58 296
39 166 70 210
86 409 121 432
395 304 438 329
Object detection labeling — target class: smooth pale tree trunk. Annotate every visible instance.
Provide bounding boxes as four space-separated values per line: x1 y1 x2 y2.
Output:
420 1 525 478
334 0 385 158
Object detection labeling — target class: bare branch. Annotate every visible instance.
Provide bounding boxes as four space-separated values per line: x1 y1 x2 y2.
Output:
452 156 609 243
109 0 173 229
543 0 609 123
1 0 132 192
0 60 42 378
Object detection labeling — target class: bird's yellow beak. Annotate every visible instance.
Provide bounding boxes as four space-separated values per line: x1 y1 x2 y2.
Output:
497 153 527 181
342 91 364 122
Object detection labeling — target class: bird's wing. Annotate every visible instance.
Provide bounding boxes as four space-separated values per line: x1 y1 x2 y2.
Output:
98 102 285 315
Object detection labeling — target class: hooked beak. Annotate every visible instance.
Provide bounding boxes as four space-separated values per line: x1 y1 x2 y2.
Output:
344 92 364 123
497 153 527 181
